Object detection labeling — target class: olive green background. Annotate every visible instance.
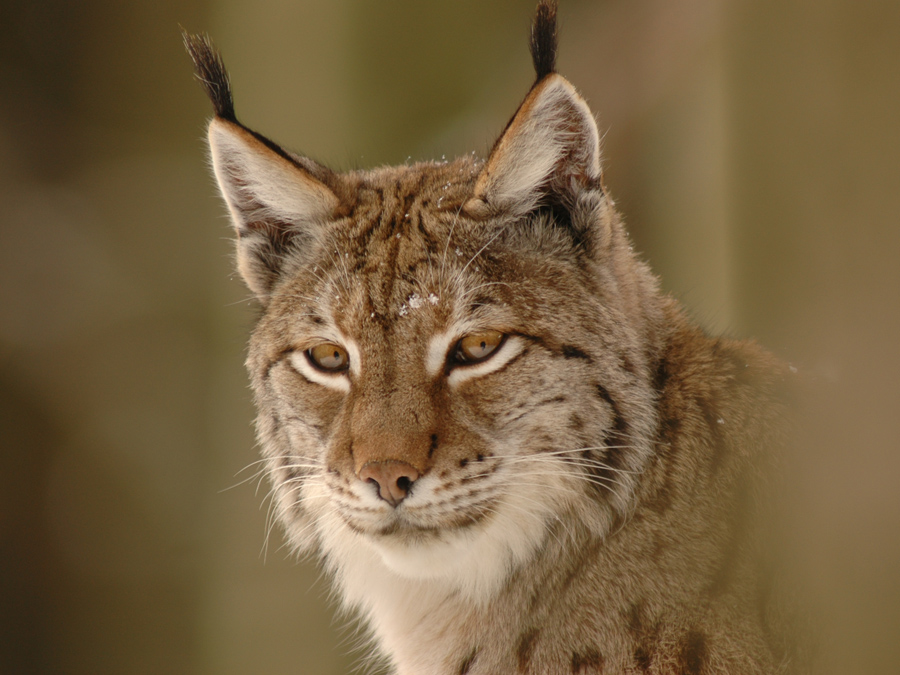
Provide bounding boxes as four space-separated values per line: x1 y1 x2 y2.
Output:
1 1 898 673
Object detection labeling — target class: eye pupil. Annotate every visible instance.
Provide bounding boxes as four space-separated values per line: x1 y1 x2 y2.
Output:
455 330 504 365
308 343 349 371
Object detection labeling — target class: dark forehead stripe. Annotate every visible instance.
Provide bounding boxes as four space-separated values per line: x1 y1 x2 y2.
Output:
330 174 462 320
338 189 407 317
413 208 443 253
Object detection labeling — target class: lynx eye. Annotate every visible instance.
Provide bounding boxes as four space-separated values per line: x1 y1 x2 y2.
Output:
454 330 505 365
306 342 349 372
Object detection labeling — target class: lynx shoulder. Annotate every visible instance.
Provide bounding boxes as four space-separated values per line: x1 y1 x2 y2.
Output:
186 2 803 673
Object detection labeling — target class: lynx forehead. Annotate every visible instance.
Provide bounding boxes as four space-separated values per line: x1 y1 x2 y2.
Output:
186 2 803 673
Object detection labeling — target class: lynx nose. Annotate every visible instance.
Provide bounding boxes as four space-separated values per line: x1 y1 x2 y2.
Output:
359 460 420 507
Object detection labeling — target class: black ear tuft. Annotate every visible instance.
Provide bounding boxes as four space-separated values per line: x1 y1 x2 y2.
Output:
530 0 558 82
182 31 237 123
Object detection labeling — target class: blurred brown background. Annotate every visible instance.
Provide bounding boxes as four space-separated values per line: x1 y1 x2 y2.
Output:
1 1 898 673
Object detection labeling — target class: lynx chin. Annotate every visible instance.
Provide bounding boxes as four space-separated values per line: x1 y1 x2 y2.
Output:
185 2 804 673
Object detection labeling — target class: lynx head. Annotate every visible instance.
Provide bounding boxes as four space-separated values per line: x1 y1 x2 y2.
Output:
186 1 666 603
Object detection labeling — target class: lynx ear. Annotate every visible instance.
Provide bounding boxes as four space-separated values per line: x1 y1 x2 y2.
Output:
183 32 339 300
467 73 601 218
207 118 339 299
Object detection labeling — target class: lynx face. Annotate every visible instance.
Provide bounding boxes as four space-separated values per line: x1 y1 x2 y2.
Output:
244 151 661 597
185 0 664 603
186 5 805 674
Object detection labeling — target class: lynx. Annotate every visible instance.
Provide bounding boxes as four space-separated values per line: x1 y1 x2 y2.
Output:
185 2 801 673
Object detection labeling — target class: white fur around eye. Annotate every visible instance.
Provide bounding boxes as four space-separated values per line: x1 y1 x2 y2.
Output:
448 336 524 387
426 329 457 377
288 335 359 392
289 351 350 392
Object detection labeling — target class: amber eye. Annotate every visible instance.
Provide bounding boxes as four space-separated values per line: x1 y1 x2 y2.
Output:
454 330 505 365
306 343 349 372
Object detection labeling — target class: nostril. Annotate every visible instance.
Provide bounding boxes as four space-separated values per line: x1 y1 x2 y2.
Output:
396 475 412 493
359 461 420 507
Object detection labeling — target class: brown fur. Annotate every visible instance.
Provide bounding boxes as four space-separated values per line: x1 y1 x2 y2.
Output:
187 2 804 673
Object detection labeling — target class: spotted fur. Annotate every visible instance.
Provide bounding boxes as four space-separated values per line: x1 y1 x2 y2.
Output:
187 2 804 673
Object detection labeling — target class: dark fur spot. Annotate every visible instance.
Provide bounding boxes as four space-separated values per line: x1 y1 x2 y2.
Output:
626 601 658 672
506 409 531 426
277 455 301 481
569 413 584 431
626 601 646 635
469 295 495 310
264 356 283 382
401 263 424 283
414 214 442 250
459 458 469 468
678 630 708 675
518 333 545 347
537 201 589 251
429 434 438 458
571 647 603 673
562 345 592 361
593 384 615 415
458 647 478 675
517 628 539 671
653 356 671 393
593 384 629 441
657 414 681 445
537 395 567 407
476 453 485 462
594 444 624 479
584 383 631 496
634 645 652 671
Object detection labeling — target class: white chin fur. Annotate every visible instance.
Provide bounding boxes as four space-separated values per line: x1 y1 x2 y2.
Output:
312 485 555 607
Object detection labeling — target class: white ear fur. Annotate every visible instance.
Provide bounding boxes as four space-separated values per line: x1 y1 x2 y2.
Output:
207 118 340 299
469 74 601 217
208 118 339 232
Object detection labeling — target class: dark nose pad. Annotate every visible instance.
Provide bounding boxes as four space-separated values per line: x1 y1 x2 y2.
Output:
358 460 420 506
